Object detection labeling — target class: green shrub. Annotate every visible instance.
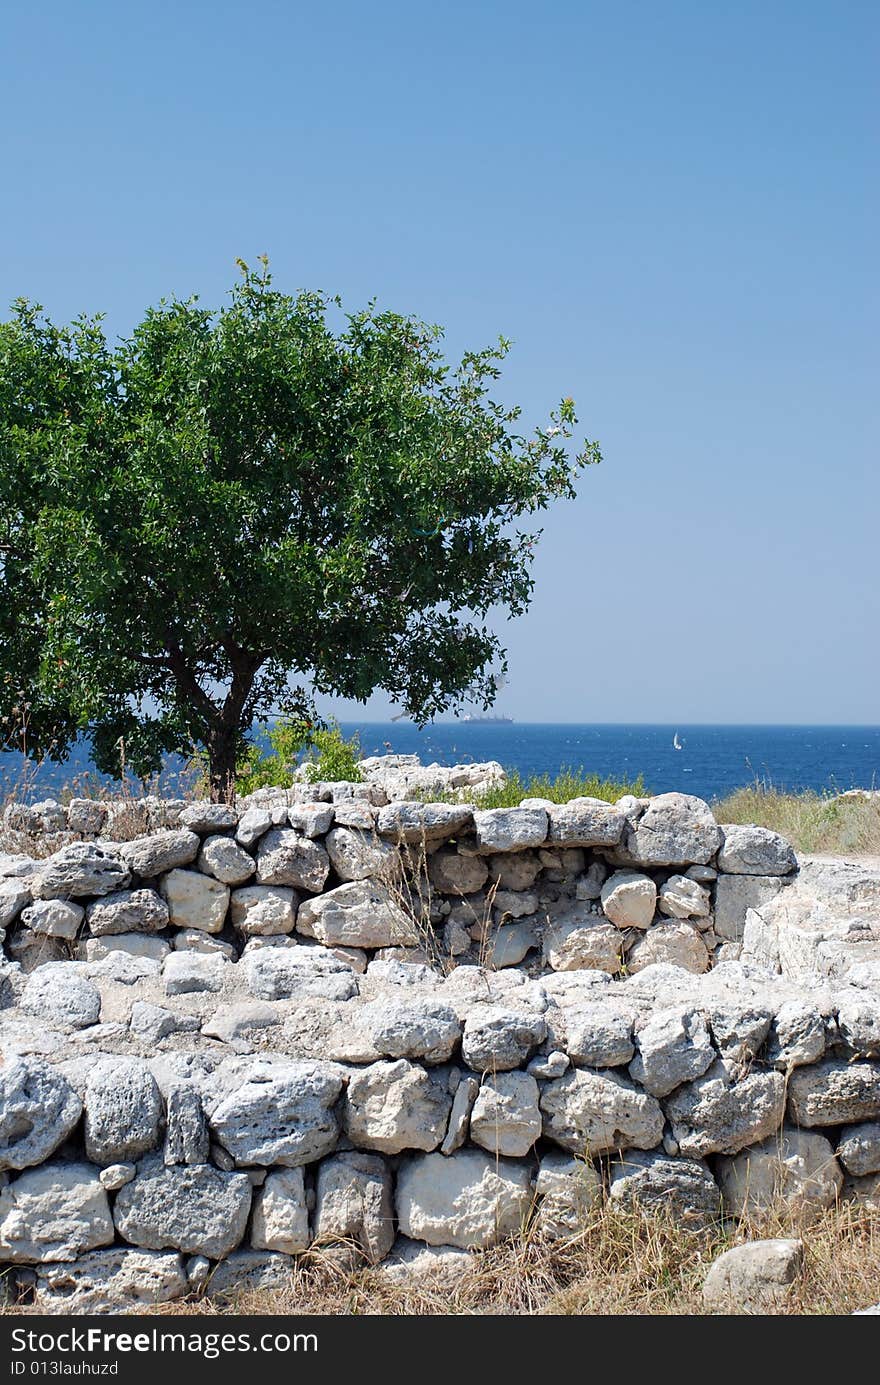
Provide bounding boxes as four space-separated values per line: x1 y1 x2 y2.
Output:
424 765 648 808
234 719 363 795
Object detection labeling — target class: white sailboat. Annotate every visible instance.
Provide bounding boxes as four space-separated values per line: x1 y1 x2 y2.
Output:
673 731 683 750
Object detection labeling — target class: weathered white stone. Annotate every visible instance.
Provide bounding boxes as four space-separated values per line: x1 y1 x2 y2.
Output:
601 870 657 929
706 1003 773 1065
120 830 199 879
66 799 109 836
230 884 297 936
178 803 238 834
717 1129 843 1214
297 880 420 948
562 1003 635 1068
172 929 236 959
624 794 722 867
30 1248 186 1313
287 803 335 837
324 826 396 883
197 835 255 885
251 1167 310 1254
547 800 626 848
255 830 330 892
0 879 31 927
113 1155 251 1259
235 808 273 849
544 912 623 974
21 898 84 940
343 1060 451 1153
21 963 101 1029
201 1001 279 1044
576 859 608 900
540 1068 664 1155
208 1060 344 1166
0 1163 114 1262
628 1007 715 1097
609 1151 720 1225
83 1058 163 1164
37 843 130 899
485 921 539 968
473 807 548 853
702 1239 803 1312
717 824 796 876
244 946 358 1002
787 1060 880 1127
462 1005 546 1071
163 951 229 995
658 874 711 920
626 921 710 975
837 1122 880 1176
160 869 229 933
534 1152 602 1237
664 1062 786 1157
492 889 539 919
429 850 489 896
376 801 474 844
470 1071 541 1157
714 874 786 942
356 998 462 1064
0 1057 82 1171
837 995 880 1058
396 1150 533 1249
313 1151 394 1264
378 1237 472 1285
766 1000 827 1069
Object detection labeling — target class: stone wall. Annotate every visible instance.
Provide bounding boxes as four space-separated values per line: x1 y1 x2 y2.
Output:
0 785 878 1314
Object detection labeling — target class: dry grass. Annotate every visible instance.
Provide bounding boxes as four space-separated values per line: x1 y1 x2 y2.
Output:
65 1202 877 1318
713 784 880 857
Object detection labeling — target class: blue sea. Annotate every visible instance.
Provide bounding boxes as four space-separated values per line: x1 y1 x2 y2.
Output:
4 724 880 804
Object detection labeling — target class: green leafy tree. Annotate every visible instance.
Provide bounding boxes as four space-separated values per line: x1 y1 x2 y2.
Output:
0 260 600 799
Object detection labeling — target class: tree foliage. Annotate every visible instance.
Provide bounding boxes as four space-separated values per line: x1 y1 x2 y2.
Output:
0 259 599 797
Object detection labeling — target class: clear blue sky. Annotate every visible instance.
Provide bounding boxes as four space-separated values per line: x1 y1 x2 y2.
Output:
3 1 876 723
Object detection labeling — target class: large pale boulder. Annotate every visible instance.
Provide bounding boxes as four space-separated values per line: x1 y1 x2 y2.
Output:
120 830 199 879
251 1168 310 1255
113 1155 252 1259
36 843 130 899
714 874 786 942
716 1129 843 1214
396 1150 533 1249
461 1004 546 1071
313 1151 395 1264
469 1072 541 1157
626 921 710 975
540 1069 664 1155
244 946 358 1002
0 1058 82 1171
562 1002 635 1068
197 835 256 885
487 850 542 891
473 807 548 853
658 874 711 920
208 1060 344 1166
628 1007 715 1097
837 1122 880 1176
624 794 722 867
83 1058 164 1164
702 1239 803 1312
160 869 229 933
547 800 626 848
343 1060 451 1153
429 850 489 896
325 827 396 882
21 963 101 1029
179 803 238 834
0 1163 114 1262
355 998 462 1064
601 871 657 929
297 880 420 948
21 898 83 939
664 1062 786 1157
376 801 474 844
230 885 297 936
717 825 796 876
543 911 623 974
255 830 331 892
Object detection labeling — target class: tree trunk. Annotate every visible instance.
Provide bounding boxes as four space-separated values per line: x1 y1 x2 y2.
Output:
207 733 238 803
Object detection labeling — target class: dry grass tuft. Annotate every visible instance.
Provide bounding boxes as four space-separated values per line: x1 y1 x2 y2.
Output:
712 784 880 857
